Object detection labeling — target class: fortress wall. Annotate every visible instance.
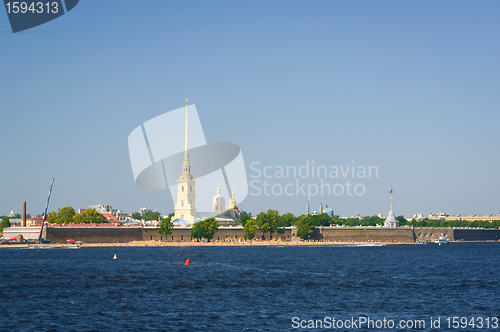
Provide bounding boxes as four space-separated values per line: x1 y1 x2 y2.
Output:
208 228 294 242
311 227 415 242
413 228 455 242
41 225 500 244
143 227 294 242
42 226 415 243
143 228 192 242
453 229 500 241
46 227 143 243
413 228 500 242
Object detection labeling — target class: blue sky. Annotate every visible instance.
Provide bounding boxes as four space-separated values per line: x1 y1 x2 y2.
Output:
1 1 499 218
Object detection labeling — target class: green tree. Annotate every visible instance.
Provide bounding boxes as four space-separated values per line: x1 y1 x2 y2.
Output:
361 215 384 226
238 214 252 227
190 221 204 241
396 215 407 226
343 217 360 227
143 211 161 221
256 211 270 240
276 212 294 234
243 219 259 239
190 217 219 242
290 214 303 226
203 217 219 241
46 211 57 223
311 213 331 226
296 215 315 240
266 209 280 237
256 210 280 239
157 217 173 237
131 212 142 220
1 217 11 229
416 218 429 228
427 220 440 227
56 206 76 224
330 215 342 225
485 220 499 229
407 218 417 227
279 213 294 227
74 208 106 224
260 221 270 239
14 213 22 219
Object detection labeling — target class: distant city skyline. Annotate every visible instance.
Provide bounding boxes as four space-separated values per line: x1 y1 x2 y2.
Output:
1 1 499 217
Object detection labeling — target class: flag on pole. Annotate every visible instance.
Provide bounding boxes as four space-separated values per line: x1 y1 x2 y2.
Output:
389 189 393 194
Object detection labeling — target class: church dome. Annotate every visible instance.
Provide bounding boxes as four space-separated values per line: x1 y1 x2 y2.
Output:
228 208 246 220
220 208 247 221
213 184 225 203
172 217 190 226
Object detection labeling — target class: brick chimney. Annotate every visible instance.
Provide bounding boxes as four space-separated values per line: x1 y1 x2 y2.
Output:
22 202 26 227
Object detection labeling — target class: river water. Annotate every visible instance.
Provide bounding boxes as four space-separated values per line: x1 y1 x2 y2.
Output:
1 242 499 331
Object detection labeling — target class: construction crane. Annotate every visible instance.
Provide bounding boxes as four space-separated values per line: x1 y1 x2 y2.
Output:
38 178 55 243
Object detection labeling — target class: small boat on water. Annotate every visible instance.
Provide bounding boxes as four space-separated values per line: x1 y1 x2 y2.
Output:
433 236 449 244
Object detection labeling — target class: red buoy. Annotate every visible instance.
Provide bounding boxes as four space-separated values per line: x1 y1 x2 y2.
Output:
185 259 190 266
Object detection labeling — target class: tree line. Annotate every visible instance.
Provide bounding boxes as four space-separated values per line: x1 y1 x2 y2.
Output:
238 211 397 240
0 213 31 219
131 211 162 221
401 217 500 229
46 207 108 224
151 210 500 242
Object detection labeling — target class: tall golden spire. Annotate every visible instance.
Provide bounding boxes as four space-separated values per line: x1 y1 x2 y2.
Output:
182 99 191 174
229 187 237 209
184 98 189 158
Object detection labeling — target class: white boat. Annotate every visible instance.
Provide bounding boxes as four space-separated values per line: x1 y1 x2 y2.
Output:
434 236 449 244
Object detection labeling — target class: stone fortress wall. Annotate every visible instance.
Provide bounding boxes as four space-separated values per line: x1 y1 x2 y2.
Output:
5 225 499 244
45 227 143 243
312 227 415 242
20 226 496 243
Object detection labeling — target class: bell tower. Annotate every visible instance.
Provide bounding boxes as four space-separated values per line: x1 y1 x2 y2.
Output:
173 99 196 223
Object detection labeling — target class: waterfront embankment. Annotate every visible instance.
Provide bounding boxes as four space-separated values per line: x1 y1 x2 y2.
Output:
4 239 499 249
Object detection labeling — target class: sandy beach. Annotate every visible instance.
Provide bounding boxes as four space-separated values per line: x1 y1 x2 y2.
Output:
1 239 420 249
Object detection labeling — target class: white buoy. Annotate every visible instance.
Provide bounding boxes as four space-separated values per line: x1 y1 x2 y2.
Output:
113 254 117 259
